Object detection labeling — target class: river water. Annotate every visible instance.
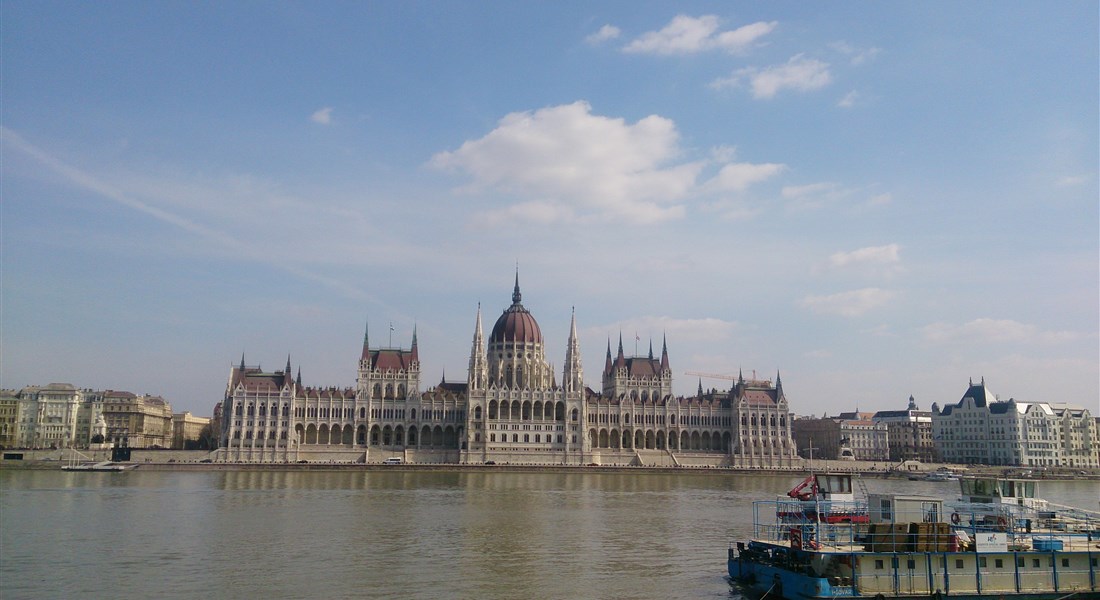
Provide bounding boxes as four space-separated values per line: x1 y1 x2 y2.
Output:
1 470 1097 599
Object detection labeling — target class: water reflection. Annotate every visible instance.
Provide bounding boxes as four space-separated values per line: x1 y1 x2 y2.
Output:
2 470 1096 600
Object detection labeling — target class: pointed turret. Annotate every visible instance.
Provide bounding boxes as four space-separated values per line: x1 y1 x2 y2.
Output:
563 306 583 392
239 353 246 370
660 334 670 371
697 379 704 398
468 303 488 390
775 370 784 397
296 367 302 387
616 333 626 367
604 339 613 374
361 320 370 360
411 324 419 362
647 340 653 360
512 268 522 305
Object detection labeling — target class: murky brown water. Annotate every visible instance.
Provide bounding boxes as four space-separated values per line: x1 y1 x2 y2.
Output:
2 470 1097 599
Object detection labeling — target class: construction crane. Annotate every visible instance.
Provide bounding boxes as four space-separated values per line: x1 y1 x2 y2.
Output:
685 370 770 385
685 371 737 381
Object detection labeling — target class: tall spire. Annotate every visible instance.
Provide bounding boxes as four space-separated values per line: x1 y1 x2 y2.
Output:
468 303 488 390
296 367 302 387
239 352 246 370
285 354 292 374
361 320 371 360
775 369 784 397
660 334 670 371
564 306 583 393
411 324 419 362
647 339 653 360
512 266 522 305
604 338 613 374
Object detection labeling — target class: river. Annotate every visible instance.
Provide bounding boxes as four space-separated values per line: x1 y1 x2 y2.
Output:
1 470 1097 599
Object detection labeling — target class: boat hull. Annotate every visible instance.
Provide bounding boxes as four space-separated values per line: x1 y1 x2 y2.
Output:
730 550 1099 600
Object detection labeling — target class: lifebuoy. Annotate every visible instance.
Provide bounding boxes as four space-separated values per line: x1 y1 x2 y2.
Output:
951 512 960 524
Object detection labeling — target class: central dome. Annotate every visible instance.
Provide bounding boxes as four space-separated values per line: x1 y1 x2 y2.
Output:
489 276 543 344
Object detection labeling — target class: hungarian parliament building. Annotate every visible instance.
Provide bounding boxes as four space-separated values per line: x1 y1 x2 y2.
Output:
216 276 798 466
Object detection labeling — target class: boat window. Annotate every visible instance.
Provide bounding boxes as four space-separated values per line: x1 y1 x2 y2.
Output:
880 499 892 522
874 560 884 570
1023 481 1036 498
818 475 851 494
995 559 1003 568
1061 559 1069 568
978 557 987 568
970 479 994 497
921 502 939 523
955 560 964 569
1032 559 1040 568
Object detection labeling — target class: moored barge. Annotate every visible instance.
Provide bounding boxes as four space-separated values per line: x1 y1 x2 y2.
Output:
729 476 1100 599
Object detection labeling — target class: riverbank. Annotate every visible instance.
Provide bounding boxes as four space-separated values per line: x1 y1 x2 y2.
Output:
3 453 1098 480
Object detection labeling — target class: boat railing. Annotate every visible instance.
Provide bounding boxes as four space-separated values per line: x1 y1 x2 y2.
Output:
947 500 1100 548
753 498 1100 553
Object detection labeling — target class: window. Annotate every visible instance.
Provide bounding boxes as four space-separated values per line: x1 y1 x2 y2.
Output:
1032 559 1040 568
874 560 884 570
955 560 964 569
1061 558 1069 568
995 559 1003 569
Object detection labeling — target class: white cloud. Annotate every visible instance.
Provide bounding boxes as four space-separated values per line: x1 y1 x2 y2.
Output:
780 181 853 212
712 54 832 99
782 181 838 199
622 15 776 55
829 244 900 268
704 161 786 192
1056 174 1091 187
431 101 705 224
830 41 880 65
838 90 859 108
800 288 895 317
922 318 1082 345
586 24 621 45
867 192 892 206
589 316 739 344
310 107 333 125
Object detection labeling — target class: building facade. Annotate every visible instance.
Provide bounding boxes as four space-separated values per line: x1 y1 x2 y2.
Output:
932 379 1098 467
0 390 22 448
872 396 936 463
219 275 798 466
172 411 212 449
102 391 173 448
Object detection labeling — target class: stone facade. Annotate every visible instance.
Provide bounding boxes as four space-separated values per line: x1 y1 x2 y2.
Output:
872 396 936 463
171 411 211 449
218 275 798 466
932 379 1098 467
102 391 173 448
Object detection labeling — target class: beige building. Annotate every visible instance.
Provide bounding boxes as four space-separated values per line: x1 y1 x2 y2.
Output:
872 396 937 462
103 391 173 448
172 411 211 449
0 390 21 448
219 275 798 466
932 379 1098 467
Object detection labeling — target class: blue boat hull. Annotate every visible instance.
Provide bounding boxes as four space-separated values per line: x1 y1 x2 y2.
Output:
728 556 1096 600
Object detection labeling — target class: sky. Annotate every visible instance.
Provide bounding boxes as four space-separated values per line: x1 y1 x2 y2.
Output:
2 2 1097 417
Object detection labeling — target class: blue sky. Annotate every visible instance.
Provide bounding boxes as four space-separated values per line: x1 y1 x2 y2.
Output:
3 2 1097 417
